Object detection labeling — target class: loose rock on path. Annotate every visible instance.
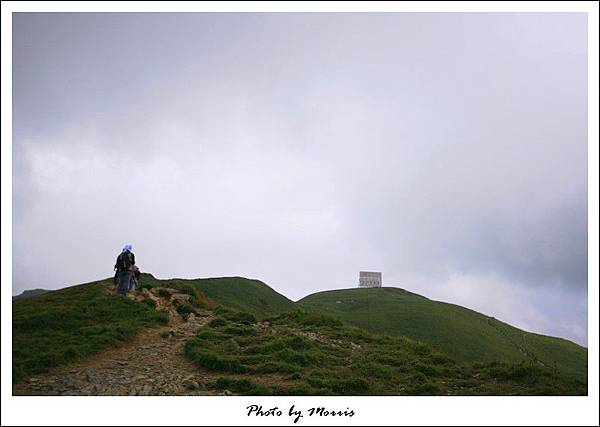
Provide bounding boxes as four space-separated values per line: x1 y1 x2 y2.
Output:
13 287 224 396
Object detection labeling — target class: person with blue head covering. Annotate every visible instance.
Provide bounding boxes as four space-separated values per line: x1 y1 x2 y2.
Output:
114 244 136 296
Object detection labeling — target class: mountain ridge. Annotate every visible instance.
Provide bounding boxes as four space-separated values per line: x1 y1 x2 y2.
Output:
15 275 585 350
12 276 587 395
297 286 587 383
13 274 587 390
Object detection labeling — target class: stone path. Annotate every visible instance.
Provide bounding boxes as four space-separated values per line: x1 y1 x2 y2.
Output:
13 289 223 396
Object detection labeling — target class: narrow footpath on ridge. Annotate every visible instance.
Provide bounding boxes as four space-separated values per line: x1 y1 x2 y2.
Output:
13 286 224 396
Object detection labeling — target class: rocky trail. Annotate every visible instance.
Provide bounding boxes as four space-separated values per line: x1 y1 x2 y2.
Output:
13 286 225 396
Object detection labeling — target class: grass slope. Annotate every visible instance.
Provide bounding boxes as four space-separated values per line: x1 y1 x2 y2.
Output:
139 274 295 318
13 289 51 301
12 274 587 395
185 309 586 395
298 287 587 383
12 279 169 383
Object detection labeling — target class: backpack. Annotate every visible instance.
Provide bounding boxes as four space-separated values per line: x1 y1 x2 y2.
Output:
119 251 133 271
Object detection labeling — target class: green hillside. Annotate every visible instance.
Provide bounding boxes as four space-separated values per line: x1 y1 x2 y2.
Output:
12 275 587 395
12 279 169 383
12 274 294 383
297 287 587 383
139 274 295 318
185 309 586 395
13 289 52 301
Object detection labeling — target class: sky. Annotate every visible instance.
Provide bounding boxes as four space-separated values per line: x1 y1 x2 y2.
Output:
12 13 588 345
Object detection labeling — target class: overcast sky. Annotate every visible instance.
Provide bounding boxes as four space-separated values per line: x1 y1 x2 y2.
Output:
12 13 588 345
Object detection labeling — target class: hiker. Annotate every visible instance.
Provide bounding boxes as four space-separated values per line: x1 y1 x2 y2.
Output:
129 264 141 292
114 244 135 296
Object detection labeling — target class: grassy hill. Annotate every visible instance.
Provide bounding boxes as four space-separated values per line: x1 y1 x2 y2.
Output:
13 288 51 301
297 287 587 384
12 275 587 394
185 309 586 395
12 274 294 384
138 274 295 318
12 279 169 383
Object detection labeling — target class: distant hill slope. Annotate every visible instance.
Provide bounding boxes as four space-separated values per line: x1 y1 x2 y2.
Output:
297 287 587 383
12 289 51 301
139 274 295 318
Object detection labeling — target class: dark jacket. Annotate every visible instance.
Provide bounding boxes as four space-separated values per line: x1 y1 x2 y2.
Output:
114 250 135 272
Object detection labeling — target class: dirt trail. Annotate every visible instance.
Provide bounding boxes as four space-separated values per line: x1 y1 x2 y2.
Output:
13 288 222 396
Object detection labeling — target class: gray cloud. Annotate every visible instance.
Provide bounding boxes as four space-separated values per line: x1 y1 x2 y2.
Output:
12 13 588 345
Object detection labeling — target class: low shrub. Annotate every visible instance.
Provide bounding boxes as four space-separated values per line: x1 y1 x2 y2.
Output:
255 361 298 374
415 363 440 378
208 317 228 328
306 372 370 395
223 311 256 324
222 326 257 336
173 300 196 321
414 342 432 356
155 309 170 324
277 348 319 367
272 311 343 329
486 362 547 382
185 344 248 373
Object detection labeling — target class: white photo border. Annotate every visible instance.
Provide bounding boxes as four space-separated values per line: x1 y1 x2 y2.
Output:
1 1 598 426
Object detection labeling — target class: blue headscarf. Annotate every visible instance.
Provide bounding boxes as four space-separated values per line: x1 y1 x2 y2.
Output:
122 244 133 252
